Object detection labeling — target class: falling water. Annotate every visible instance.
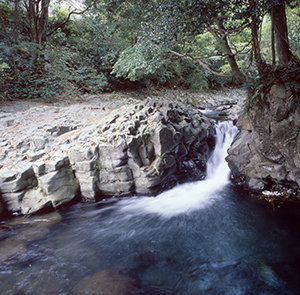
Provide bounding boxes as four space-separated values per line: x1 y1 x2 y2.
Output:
1 121 300 295
118 121 239 217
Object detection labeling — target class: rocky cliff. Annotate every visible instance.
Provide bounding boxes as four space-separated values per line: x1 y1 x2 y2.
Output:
0 97 216 217
226 84 300 195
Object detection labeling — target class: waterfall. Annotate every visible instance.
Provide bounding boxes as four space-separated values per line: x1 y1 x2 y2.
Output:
118 121 239 217
206 121 239 184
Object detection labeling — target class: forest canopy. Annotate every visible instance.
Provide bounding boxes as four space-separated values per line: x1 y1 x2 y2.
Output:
0 0 299 99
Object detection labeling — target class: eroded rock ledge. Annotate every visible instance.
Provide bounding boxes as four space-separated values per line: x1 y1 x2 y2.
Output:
0 98 215 217
226 84 300 196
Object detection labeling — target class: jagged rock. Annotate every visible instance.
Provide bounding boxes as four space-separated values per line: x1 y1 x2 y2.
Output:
0 98 215 216
21 187 53 215
0 163 37 212
38 167 80 207
31 136 48 152
227 84 300 191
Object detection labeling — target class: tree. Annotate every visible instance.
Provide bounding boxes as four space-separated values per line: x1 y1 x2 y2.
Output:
270 0 294 66
25 0 50 46
109 0 299 87
108 0 256 84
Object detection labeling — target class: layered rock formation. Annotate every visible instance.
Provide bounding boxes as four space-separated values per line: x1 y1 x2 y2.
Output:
0 98 215 217
226 84 300 191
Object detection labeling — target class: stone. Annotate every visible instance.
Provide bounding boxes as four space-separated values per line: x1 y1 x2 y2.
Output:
77 175 100 199
0 98 216 215
151 124 176 156
99 137 128 169
0 164 37 193
1 191 25 212
73 269 139 295
43 154 70 173
38 167 80 207
68 146 98 164
227 84 300 192
21 187 53 215
226 130 253 177
31 136 48 151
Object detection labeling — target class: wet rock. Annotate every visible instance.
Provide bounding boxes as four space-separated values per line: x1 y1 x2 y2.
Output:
0 194 7 219
15 224 51 244
0 237 27 263
227 84 300 193
5 212 62 227
73 269 140 295
259 263 281 287
19 263 64 295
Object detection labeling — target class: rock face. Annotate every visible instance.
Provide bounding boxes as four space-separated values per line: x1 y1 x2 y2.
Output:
0 98 214 217
226 84 300 191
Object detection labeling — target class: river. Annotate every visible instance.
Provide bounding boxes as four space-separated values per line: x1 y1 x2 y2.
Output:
1 121 300 294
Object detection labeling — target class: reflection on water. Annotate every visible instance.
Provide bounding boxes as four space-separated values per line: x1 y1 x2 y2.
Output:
0 122 300 294
1 188 300 295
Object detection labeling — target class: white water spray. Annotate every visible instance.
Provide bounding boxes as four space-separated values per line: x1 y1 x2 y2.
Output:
118 121 239 217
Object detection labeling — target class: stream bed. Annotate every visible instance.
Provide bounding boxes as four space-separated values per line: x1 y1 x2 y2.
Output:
1 122 300 294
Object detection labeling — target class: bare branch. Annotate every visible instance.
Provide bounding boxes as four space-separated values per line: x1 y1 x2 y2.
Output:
47 6 91 37
169 50 232 78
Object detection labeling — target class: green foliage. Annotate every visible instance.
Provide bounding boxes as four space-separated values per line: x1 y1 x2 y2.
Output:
0 59 9 71
93 161 102 169
243 63 300 111
1 0 300 99
243 77 268 110
2 43 109 99
287 6 300 58
185 71 208 92
143 126 154 136
291 127 299 143
112 39 164 81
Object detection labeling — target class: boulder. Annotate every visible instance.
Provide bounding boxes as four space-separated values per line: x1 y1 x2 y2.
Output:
0 163 37 212
38 166 80 207
0 99 215 216
21 187 53 215
69 146 100 199
227 84 300 191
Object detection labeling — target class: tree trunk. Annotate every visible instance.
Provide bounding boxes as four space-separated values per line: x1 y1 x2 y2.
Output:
39 0 49 45
248 0 266 74
271 18 276 66
208 19 246 83
13 0 21 44
24 0 49 63
270 2 293 66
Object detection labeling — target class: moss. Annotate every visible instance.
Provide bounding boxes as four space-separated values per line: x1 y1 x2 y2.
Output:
243 63 300 111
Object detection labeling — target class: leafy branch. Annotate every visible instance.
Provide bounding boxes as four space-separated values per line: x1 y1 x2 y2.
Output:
169 50 232 78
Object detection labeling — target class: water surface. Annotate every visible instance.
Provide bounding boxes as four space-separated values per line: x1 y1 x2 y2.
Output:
1 122 300 294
